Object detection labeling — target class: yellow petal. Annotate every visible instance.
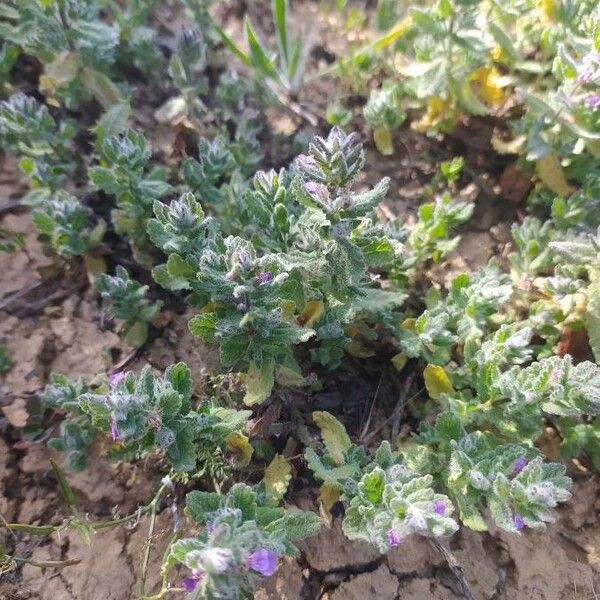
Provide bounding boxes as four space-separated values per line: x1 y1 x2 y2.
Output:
470 66 507 107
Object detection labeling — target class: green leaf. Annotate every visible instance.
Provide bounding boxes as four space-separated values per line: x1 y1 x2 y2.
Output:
188 313 217 342
93 102 131 146
186 491 221 523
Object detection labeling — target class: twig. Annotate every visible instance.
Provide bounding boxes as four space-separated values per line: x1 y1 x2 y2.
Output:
57 0 77 52
265 81 320 127
429 538 476 600
140 485 168 598
391 373 415 440
361 387 423 445
359 369 385 441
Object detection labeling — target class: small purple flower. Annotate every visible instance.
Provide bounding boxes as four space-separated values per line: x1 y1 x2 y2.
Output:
512 456 527 477
109 371 126 388
584 94 600 109
182 572 203 593
110 418 121 442
225 271 237 282
236 302 247 312
514 514 524 531
256 271 274 284
247 549 278 577
434 500 446 516
387 529 401 547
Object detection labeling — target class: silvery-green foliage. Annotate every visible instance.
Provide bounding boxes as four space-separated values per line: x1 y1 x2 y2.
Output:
499 355 600 418
306 418 457 552
164 484 321 599
42 373 92 471
0 0 119 67
341 454 458 552
0 93 76 199
397 306 456 365
89 128 171 259
32 191 105 258
549 226 600 267
44 363 251 474
407 411 572 533
396 262 515 365
509 217 556 277
409 193 474 263
151 129 409 401
96 265 162 347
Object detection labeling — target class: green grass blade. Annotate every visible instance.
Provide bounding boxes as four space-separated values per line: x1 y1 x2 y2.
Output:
214 24 252 66
244 16 281 83
273 0 289 65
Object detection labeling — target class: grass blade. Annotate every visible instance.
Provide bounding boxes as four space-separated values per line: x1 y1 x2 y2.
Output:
273 0 289 65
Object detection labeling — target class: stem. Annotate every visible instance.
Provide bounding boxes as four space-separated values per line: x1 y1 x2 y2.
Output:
139 484 168 598
57 0 77 53
141 586 185 600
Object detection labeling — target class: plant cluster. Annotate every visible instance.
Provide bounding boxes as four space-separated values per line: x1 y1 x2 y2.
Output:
1 1 600 599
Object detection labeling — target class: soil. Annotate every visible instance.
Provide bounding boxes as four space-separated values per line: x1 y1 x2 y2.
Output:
1 1 600 599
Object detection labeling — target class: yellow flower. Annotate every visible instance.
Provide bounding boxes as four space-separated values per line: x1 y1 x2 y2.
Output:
470 66 507 107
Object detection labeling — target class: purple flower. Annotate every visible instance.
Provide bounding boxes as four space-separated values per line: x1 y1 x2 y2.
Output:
434 500 446 516
225 271 237 282
236 302 247 312
512 456 527 477
256 271 274 284
109 371 126 388
514 514 524 531
247 549 278 577
387 529 401 547
182 572 203 593
110 418 121 442
584 94 600 109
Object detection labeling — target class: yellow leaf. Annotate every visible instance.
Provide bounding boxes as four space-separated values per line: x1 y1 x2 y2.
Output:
225 432 253 466
373 126 394 155
373 16 413 51
275 365 306 387
264 455 292 501
539 0 554 22
80 67 125 109
470 66 508 107
401 318 416 332
281 300 296 320
535 154 575 197
243 359 275 406
491 134 526 155
298 300 325 327
39 51 80 98
391 352 408 372
319 483 341 512
423 364 454 400
412 96 451 133
313 411 351 465
345 339 375 358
